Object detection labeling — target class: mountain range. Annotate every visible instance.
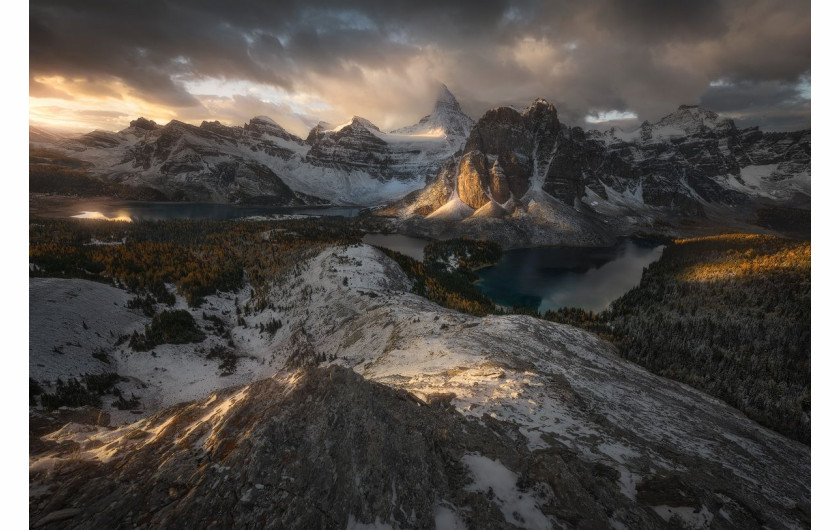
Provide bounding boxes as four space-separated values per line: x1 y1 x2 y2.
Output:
392 101 810 218
30 85 474 206
383 98 809 246
30 85 809 242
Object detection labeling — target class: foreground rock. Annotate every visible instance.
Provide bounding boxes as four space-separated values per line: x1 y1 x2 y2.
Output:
31 367 666 529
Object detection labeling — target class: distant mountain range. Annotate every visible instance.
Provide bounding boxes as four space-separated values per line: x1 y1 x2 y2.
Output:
30 85 474 206
30 85 809 238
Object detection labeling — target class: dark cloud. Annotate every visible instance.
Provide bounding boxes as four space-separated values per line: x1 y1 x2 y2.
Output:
595 0 728 43
700 77 810 131
29 0 810 131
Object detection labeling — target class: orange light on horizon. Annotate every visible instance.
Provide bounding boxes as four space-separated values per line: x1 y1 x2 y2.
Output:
29 75 178 133
72 211 133 222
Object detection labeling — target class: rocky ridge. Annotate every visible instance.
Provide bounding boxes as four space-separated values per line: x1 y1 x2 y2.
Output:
30 244 810 529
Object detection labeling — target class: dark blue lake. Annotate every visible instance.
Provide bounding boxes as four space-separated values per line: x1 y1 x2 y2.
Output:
475 238 665 313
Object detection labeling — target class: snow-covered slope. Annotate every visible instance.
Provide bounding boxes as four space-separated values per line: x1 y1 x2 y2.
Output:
31 244 809 528
29 277 287 423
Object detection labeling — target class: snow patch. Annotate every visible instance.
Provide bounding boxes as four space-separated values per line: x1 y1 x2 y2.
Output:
427 197 475 221
346 515 393 530
461 453 552 529
434 504 467 530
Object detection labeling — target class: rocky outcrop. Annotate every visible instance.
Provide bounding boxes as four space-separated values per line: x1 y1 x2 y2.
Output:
305 116 391 174
128 117 160 132
27 367 666 529
456 151 491 209
446 100 559 210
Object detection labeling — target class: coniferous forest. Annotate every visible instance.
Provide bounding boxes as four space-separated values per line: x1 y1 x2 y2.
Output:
604 234 811 444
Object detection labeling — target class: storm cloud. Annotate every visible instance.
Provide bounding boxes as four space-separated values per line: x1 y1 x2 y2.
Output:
29 0 810 133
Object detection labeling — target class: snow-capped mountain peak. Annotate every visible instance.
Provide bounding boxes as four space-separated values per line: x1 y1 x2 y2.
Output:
433 83 463 114
243 115 304 144
392 83 475 139
348 115 381 132
651 104 732 138
251 115 280 126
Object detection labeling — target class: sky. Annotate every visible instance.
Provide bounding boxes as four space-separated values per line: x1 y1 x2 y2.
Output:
29 0 810 136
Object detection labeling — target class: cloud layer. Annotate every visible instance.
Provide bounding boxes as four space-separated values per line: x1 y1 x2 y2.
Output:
29 0 810 134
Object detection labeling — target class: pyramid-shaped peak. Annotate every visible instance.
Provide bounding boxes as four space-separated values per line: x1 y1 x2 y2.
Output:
434 84 463 114
390 83 474 138
436 84 458 103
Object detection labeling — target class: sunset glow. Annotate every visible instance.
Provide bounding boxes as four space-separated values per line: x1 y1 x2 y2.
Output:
71 211 133 222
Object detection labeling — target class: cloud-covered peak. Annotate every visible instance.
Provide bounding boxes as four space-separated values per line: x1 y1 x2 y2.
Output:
434 84 461 112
